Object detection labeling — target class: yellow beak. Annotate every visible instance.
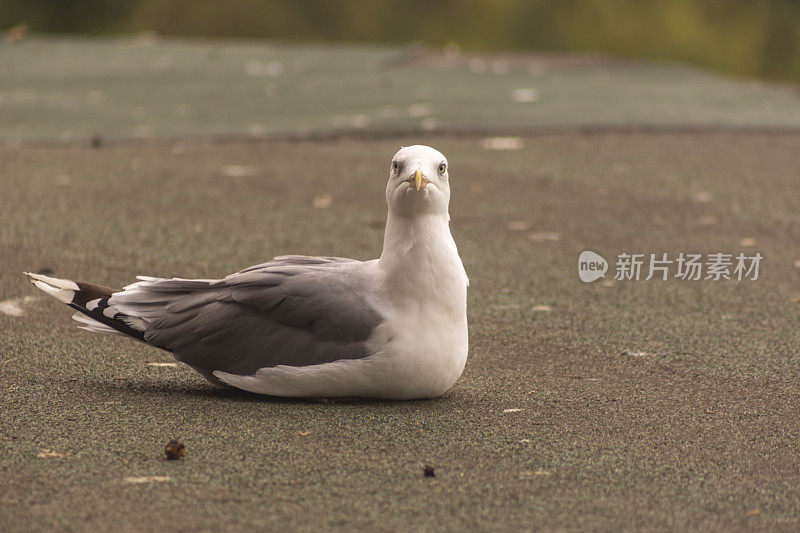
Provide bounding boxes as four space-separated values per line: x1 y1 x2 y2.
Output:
412 168 428 191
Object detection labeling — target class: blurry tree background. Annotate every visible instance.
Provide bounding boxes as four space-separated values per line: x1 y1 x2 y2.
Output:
2 0 799 82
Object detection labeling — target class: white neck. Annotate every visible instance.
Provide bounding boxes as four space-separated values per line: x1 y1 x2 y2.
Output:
377 212 467 312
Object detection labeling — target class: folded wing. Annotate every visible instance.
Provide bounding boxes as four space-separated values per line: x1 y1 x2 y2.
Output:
109 256 383 377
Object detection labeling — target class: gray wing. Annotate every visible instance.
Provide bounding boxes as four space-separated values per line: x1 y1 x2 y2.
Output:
109 256 383 376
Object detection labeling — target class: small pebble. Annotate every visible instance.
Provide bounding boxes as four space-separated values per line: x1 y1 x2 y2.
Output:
164 440 185 460
620 349 647 357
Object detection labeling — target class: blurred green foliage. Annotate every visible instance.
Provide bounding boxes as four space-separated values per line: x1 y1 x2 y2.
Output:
2 0 800 81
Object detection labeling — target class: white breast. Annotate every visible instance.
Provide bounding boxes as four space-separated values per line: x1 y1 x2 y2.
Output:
214 212 470 399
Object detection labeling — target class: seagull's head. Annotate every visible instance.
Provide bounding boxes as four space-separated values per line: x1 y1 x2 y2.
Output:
386 145 450 217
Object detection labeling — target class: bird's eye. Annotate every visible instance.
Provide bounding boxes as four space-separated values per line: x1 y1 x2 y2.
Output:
438 162 447 174
392 161 398 171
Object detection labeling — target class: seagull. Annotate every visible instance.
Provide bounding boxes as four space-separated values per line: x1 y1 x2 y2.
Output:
25 145 469 399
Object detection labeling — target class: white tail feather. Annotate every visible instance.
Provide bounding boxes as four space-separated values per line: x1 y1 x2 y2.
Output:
25 272 149 339
72 312 122 335
24 272 79 304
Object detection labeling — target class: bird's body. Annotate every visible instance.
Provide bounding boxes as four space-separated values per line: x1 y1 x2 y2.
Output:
26 145 468 399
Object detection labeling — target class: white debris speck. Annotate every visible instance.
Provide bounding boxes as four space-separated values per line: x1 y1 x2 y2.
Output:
528 231 561 242
222 165 258 177
469 58 487 73
350 114 369 128
512 88 539 103
739 237 756 247
482 137 523 150
794 260 800 269
620 350 648 357
0 296 42 317
519 439 531 443
124 476 172 484
421 118 438 131
507 221 529 231
602 280 616 287
407 103 433 117
37 449 66 458
312 194 333 208
503 408 523 413
693 191 713 203
520 469 551 478
147 362 177 368
249 124 268 137
531 305 552 312
245 60 263 75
